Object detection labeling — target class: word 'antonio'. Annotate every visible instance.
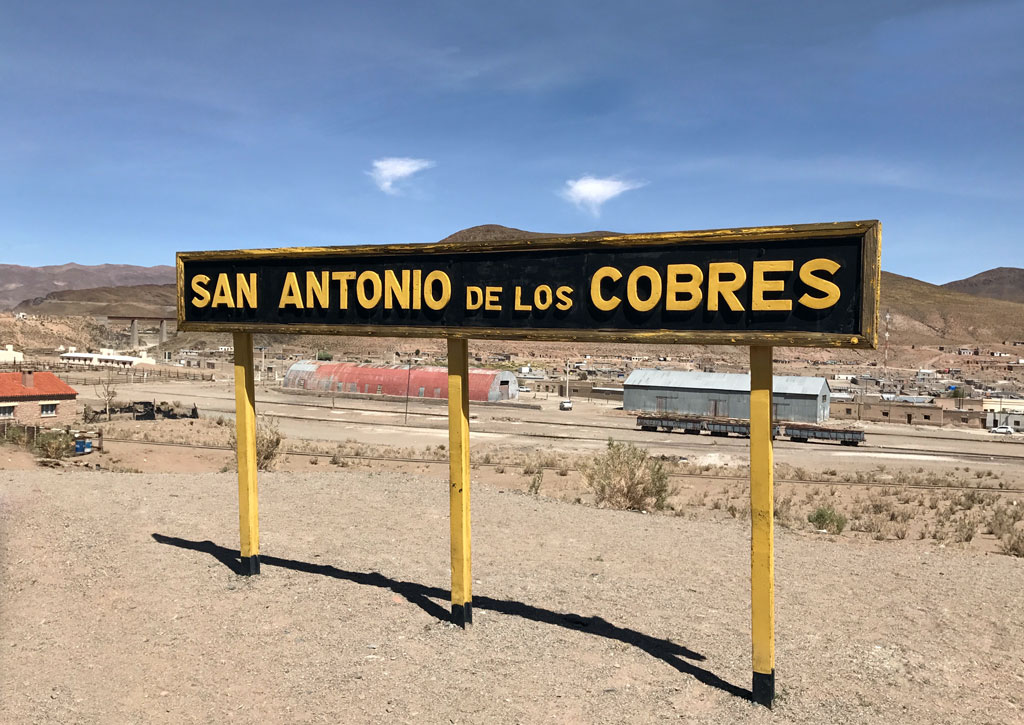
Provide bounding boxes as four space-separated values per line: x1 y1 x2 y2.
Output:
188 257 843 314
191 269 453 311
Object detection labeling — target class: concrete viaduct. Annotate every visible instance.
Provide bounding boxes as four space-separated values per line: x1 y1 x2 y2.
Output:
107 315 177 349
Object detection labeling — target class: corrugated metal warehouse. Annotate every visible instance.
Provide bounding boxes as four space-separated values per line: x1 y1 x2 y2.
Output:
283 362 519 402
624 369 830 423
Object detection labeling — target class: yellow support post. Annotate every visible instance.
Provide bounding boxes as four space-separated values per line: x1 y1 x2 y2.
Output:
447 337 472 627
749 345 775 706
233 331 260 575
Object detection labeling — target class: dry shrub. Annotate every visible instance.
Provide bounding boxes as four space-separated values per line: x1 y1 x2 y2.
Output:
33 431 74 459
581 439 674 511
808 505 847 534
2 425 27 446
1000 531 1024 558
988 504 1024 538
229 415 283 471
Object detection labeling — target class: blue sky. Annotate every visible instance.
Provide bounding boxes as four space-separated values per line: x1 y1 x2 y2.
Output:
1 1 1022 282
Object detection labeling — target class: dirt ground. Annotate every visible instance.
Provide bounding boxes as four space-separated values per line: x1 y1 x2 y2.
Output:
1 466 1023 724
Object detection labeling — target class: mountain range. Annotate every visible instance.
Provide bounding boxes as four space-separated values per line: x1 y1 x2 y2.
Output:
0 263 174 310
3 227 1022 346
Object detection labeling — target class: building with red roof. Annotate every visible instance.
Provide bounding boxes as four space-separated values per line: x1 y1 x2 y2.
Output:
0 371 78 426
282 362 519 402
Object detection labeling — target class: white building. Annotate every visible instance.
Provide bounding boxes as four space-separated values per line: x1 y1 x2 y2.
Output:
0 345 24 365
61 351 156 368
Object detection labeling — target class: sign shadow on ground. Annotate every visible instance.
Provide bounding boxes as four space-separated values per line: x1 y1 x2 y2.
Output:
152 533 752 702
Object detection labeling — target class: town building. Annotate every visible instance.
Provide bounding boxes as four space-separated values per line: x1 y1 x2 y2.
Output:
623 370 831 423
60 350 156 368
0 345 24 365
0 371 78 426
282 362 519 402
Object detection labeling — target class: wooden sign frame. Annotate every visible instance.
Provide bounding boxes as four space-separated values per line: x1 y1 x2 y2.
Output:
176 220 881 709
177 220 880 348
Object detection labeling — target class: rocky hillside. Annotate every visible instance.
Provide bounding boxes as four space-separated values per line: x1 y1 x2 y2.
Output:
0 263 174 310
7 227 1023 351
941 267 1024 304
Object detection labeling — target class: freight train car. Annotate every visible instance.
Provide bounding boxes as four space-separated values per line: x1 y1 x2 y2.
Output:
635 414 863 445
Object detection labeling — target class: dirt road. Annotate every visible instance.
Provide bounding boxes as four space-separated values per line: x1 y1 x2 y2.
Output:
2 468 1021 724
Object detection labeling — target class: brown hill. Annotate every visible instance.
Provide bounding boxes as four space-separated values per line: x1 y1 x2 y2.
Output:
941 267 1024 304
880 271 1024 344
14 284 176 318
0 263 174 310
437 224 616 244
9 228 1024 350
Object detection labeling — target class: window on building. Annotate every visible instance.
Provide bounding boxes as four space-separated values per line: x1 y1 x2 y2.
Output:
845 408 852 415
923 415 931 420
418 387 425 397
349 383 357 392
882 411 889 417
40 404 57 417
0 405 14 419
376 384 383 394
961 417 968 423
433 388 441 397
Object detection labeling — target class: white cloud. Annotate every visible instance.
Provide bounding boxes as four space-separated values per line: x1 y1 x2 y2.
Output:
368 157 435 194
561 175 645 215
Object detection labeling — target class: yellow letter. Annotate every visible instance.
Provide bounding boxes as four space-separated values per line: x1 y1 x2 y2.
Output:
412 269 422 310
306 270 329 308
466 286 483 310
485 286 502 311
331 271 356 309
590 266 622 311
665 264 703 311
423 270 451 310
708 262 746 312
533 285 552 311
279 272 303 308
514 286 531 311
798 258 841 309
555 285 573 311
356 271 382 308
190 274 211 308
211 273 235 308
752 260 793 312
236 273 257 308
626 266 662 312
384 269 411 309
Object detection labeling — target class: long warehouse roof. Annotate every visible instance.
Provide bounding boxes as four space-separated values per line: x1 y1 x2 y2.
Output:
624 369 829 396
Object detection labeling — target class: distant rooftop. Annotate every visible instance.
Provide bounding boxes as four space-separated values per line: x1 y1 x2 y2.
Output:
623 369 829 396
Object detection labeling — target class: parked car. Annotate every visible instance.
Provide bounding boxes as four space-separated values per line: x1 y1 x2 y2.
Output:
990 425 1014 435
559 400 573 411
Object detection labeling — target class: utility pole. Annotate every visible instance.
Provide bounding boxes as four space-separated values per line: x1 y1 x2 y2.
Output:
883 310 891 392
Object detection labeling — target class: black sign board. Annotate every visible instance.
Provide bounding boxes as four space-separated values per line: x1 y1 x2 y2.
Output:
177 221 880 348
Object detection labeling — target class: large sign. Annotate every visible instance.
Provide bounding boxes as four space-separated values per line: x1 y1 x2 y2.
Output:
177 220 880 348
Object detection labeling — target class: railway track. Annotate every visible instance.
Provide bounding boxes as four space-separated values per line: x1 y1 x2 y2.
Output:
104 437 1023 494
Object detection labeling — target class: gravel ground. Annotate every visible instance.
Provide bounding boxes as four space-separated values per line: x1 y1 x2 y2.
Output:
1 469 1022 724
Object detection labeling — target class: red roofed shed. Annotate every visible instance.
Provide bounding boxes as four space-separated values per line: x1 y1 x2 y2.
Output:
282 362 519 402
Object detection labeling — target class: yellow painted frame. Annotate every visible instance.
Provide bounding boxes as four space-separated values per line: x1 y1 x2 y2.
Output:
177 220 881 349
